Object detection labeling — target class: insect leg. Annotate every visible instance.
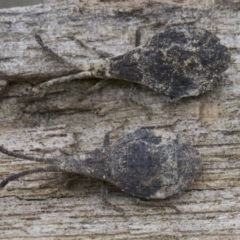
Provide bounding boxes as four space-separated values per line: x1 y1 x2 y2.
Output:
35 34 67 64
135 28 141 47
31 71 92 96
0 165 59 188
101 182 124 213
134 198 180 213
103 131 112 148
73 37 113 59
101 181 108 202
78 79 111 102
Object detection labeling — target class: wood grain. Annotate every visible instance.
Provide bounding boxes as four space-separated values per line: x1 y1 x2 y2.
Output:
0 0 239 239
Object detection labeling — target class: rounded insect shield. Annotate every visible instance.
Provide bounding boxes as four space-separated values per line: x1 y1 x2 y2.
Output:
0 128 201 199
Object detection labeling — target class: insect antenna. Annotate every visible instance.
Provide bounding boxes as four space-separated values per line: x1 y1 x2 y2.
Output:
0 165 59 188
0 145 59 164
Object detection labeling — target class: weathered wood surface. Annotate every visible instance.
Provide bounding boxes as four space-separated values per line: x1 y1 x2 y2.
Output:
0 0 240 239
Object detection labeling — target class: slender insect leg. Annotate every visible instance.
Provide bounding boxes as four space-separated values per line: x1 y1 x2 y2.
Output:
102 130 113 148
0 165 59 188
101 181 108 202
134 198 180 213
78 79 111 102
73 37 113 59
31 71 92 95
35 34 68 64
135 28 141 48
101 182 124 213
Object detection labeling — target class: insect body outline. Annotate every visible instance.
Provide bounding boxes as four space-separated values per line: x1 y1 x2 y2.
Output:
32 26 230 100
0 127 201 200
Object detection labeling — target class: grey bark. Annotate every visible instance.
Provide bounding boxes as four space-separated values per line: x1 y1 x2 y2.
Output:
0 0 239 239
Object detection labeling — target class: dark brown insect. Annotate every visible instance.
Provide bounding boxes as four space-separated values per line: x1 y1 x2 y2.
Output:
33 26 230 100
0 128 201 199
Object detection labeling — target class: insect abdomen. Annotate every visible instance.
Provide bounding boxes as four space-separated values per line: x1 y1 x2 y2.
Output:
108 128 201 199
